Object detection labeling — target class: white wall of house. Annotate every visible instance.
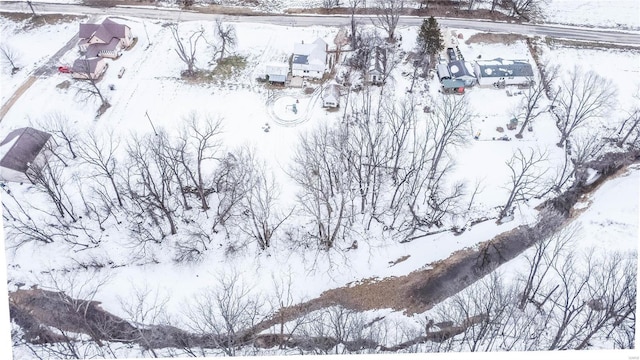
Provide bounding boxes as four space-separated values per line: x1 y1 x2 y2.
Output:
0 147 50 183
0 166 28 183
476 74 529 87
292 63 324 79
123 27 133 47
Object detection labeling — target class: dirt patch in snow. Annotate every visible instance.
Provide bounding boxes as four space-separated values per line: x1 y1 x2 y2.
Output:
465 32 528 45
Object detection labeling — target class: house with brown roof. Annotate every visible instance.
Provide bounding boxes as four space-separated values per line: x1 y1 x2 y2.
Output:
78 18 133 59
71 57 108 80
0 127 53 183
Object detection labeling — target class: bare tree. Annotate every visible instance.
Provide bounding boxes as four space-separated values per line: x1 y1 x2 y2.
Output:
241 165 293 250
549 131 604 195
500 148 547 220
374 0 404 41
174 112 224 210
348 0 362 50
515 63 559 138
74 58 109 111
186 273 264 356
213 19 237 62
553 67 616 148
322 0 341 8
0 42 20 74
616 90 640 148
428 95 473 180
211 147 255 233
170 24 205 77
76 130 123 207
32 112 79 160
26 159 77 221
503 0 547 21
289 124 354 250
518 224 575 310
125 132 179 238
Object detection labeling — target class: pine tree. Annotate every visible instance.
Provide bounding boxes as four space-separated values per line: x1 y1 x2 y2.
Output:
417 16 444 59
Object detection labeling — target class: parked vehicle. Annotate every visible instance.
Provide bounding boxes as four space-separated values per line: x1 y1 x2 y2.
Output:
447 48 457 62
58 66 71 73
118 67 126 78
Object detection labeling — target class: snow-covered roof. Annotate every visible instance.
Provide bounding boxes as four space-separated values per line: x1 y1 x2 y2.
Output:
323 83 340 102
369 46 386 74
292 38 327 66
0 127 51 172
475 58 533 78
448 60 474 78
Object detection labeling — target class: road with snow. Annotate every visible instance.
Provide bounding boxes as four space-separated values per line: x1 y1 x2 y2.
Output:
1 1 640 45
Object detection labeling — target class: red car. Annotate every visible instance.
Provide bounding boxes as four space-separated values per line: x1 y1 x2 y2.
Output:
58 66 71 73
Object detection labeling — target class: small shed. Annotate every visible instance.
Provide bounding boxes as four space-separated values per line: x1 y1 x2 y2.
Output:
441 79 465 94
265 62 289 84
322 84 341 108
0 127 53 183
436 63 451 81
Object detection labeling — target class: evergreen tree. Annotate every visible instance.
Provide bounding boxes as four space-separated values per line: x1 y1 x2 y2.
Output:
417 16 444 59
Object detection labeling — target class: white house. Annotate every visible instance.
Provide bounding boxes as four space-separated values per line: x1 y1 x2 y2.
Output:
367 46 386 85
78 18 134 59
322 84 341 108
291 38 329 79
265 62 289 84
0 127 53 183
473 58 534 87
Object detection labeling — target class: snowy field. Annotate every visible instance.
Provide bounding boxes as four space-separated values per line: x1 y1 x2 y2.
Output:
0 13 84 104
543 0 640 30
0 6 638 359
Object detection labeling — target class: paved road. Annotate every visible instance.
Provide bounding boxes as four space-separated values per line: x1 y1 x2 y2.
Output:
1 1 640 45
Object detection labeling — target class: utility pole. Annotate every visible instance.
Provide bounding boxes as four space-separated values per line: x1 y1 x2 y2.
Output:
26 1 36 17
143 21 151 47
145 111 158 136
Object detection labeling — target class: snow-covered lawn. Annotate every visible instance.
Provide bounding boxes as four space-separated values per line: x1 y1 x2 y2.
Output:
0 14 84 104
544 0 640 30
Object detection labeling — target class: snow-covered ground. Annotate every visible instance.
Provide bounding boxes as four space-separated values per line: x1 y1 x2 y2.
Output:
0 14 84 104
543 0 640 30
0 7 638 359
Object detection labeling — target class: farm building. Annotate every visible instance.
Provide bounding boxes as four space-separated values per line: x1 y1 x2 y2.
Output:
473 58 534 87
448 60 476 87
265 62 289 84
437 63 451 81
71 57 108 80
322 84 341 108
0 127 53 183
78 18 134 59
292 38 330 79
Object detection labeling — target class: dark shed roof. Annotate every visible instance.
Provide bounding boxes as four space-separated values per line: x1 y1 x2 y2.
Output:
0 127 51 172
